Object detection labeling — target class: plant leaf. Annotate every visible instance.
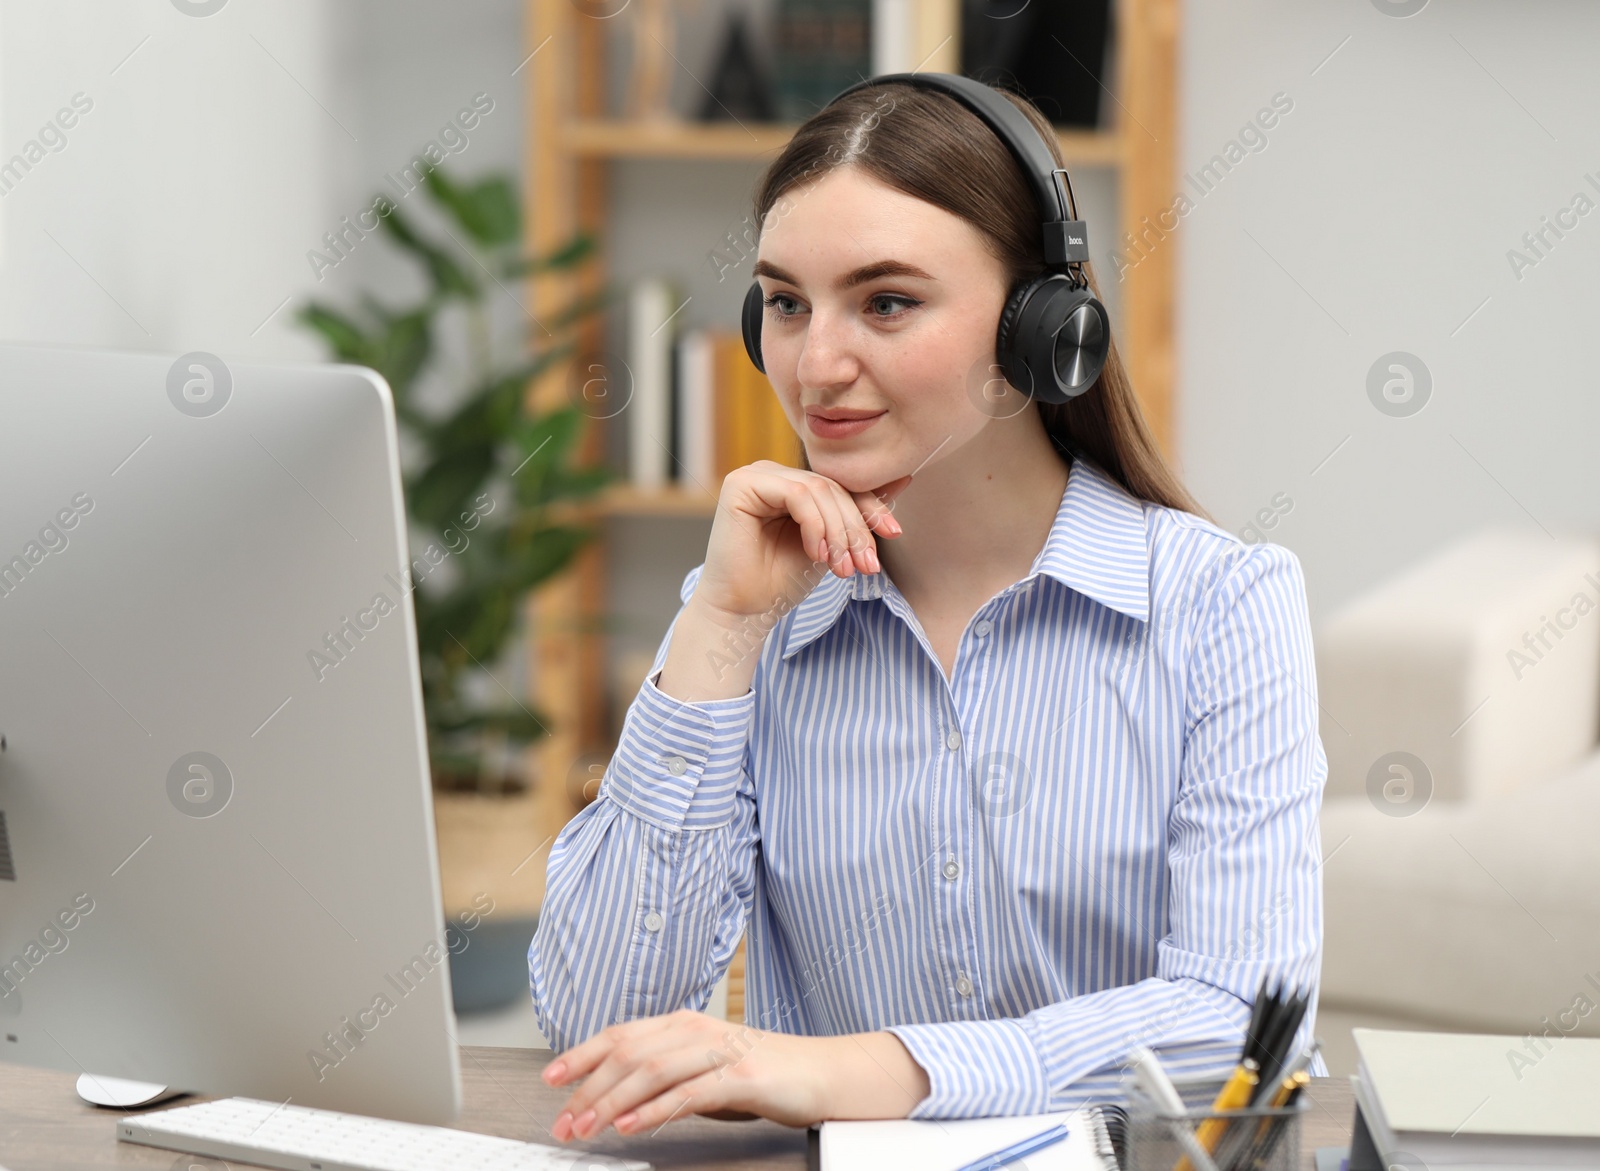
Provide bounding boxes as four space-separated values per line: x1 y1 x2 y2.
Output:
544 285 619 330
409 441 497 530
500 231 598 278
381 203 478 300
296 303 372 362
296 303 431 428
425 169 520 249
291 167 616 783
508 408 610 506
498 523 596 594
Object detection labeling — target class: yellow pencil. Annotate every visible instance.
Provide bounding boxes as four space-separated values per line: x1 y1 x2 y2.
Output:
1172 1057 1258 1171
1268 1067 1309 1107
1236 1069 1311 1171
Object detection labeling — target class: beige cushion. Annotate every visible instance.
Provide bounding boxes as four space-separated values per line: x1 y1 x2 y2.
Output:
1319 751 1600 1033
1317 528 1600 804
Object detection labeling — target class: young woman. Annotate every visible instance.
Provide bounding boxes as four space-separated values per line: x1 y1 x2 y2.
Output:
529 78 1328 1143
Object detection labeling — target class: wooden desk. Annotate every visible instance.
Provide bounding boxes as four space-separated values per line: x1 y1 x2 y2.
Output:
0 1048 1355 1170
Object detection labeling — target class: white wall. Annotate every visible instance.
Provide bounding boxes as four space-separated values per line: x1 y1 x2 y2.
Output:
0 0 525 366
0 0 534 715
1176 0 1600 618
0 0 340 358
322 0 527 414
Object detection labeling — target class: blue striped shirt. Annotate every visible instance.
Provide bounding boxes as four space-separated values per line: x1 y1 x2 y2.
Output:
528 455 1329 1118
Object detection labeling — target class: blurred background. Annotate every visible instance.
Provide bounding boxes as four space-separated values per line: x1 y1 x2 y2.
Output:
6 0 1598 1074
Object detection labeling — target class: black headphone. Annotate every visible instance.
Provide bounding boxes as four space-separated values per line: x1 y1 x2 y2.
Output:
740 71 1110 405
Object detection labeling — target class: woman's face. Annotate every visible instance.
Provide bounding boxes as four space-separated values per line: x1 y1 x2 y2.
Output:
752 165 1015 495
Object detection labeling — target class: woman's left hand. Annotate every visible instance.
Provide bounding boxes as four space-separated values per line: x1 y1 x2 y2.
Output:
541 1010 929 1141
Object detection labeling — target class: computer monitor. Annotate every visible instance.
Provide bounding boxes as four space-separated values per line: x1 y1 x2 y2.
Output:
0 340 462 1124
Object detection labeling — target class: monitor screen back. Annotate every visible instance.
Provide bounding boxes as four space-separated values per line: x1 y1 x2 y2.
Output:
0 342 461 1124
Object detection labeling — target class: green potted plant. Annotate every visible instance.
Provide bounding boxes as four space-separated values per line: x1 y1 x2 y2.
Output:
298 164 615 1012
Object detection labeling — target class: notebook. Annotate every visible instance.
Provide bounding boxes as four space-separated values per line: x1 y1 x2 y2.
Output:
1352 1028 1600 1169
818 1105 1122 1171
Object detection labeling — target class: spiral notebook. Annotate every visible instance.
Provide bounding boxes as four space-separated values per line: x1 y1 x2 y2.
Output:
815 1104 1125 1170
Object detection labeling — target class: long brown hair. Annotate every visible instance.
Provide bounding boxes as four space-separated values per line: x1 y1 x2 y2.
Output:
751 79 1209 520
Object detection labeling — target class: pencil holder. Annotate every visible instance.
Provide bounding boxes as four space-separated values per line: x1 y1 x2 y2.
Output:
1123 1074 1305 1171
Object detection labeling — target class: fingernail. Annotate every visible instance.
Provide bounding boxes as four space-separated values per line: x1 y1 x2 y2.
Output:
616 1111 639 1133
554 1110 573 1140
866 547 880 573
575 1109 597 1137
886 514 902 534
544 1060 567 1083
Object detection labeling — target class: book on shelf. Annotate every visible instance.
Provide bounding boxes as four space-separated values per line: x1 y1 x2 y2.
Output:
662 325 803 494
626 275 679 492
772 0 871 122
625 274 802 495
870 0 917 75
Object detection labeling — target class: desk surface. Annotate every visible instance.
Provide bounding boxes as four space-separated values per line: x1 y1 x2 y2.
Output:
0 1048 1355 1170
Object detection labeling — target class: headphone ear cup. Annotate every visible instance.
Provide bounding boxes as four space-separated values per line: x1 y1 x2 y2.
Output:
741 282 766 374
995 274 1052 403
998 274 1110 405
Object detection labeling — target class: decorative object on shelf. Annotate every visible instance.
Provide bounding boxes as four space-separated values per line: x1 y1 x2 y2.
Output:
297 165 618 1000
697 8 777 122
626 0 687 121
674 327 716 487
773 0 872 122
961 0 1113 129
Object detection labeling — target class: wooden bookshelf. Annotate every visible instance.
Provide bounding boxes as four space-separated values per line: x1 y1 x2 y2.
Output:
549 482 720 521
520 0 1179 985
562 118 803 160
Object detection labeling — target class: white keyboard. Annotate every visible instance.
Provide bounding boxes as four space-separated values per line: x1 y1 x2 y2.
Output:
116 1095 653 1171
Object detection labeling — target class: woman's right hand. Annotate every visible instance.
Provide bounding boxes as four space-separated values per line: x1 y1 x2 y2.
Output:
691 461 914 621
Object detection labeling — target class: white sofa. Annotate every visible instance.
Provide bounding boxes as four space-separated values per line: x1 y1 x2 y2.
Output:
1313 528 1600 1075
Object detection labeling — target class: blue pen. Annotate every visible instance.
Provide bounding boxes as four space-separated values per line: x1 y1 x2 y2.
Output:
952 1122 1071 1171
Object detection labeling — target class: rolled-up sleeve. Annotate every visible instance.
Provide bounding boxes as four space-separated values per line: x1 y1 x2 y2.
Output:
528 564 762 1051
888 541 1329 1117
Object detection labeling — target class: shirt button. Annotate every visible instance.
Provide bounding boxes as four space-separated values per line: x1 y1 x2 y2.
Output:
955 974 974 998
643 911 664 933
662 754 687 776
945 729 962 751
942 859 961 880
974 619 993 638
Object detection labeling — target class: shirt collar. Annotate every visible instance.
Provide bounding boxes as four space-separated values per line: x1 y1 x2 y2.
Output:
780 456 1151 662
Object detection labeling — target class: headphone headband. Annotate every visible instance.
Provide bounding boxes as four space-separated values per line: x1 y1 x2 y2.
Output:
824 73 1091 272
740 72 1110 403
